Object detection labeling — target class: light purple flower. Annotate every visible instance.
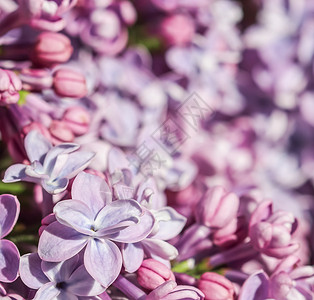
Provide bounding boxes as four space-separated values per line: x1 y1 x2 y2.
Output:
3 130 95 194
122 178 186 272
38 172 155 288
249 200 299 258
20 253 106 300
238 264 314 300
18 0 78 31
0 194 20 283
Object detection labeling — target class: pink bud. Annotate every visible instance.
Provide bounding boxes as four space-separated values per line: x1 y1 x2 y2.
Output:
49 120 74 145
198 272 235 300
195 186 239 229
53 68 87 98
32 32 73 67
137 259 176 290
0 69 22 105
159 14 195 46
62 106 90 135
22 122 52 141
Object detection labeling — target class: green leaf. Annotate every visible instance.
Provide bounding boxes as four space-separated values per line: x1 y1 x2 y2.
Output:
172 259 195 273
0 181 27 194
18 90 30 106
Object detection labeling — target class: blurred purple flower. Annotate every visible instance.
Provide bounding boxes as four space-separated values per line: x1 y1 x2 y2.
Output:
3 130 95 194
19 0 78 31
38 172 155 287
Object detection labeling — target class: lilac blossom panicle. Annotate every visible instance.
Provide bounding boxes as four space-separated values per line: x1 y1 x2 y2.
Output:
1 0 314 299
3 130 95 194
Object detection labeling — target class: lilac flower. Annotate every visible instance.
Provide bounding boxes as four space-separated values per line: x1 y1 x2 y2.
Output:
0 194 20 283
20 253 106 299
19 0 78 31
238 264 314 300
3 130 95 194
249 200 299 258
121 178 186 272
38 172 155 288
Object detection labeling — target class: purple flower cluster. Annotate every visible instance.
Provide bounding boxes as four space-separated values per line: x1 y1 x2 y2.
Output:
0 0 314 299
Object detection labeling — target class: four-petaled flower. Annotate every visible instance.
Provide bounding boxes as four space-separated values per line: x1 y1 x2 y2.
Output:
38 172 155 287
3 130 95 194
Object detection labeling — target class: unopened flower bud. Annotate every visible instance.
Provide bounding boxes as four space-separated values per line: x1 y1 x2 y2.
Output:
62 106 90 136
22 122 51 141
198 272 235 300
137 259 175 290
195 186 239 229
0 69 22 105
53 68 87 98
49 120 74 145
31 32 73 67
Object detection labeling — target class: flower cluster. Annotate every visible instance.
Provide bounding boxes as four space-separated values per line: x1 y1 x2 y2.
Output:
0 0 313 299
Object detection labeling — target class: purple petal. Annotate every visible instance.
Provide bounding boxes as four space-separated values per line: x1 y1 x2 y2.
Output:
0 194 20 238
3 164 34 183
165 285 205 300
84 239 122 288
57 151 95 179
67 265 106 296
238 270 270 300
109 209 155 243
108 148 131 174
136 178 164 210
20 253 49 289
142 239 178 260
54 200 94 235
42 177 69 195
146 281 177 300
38 221 87 262
94 200 142 232
33 282 60 300
56 291 78 300
43 143 80 175
71 172 111 216
152 207 186 240
122 243 144 273
0 239 20 283
24 130 52 163
41 255 79 283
